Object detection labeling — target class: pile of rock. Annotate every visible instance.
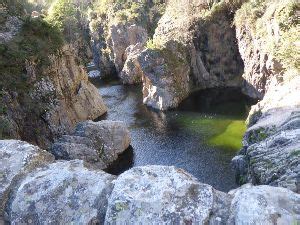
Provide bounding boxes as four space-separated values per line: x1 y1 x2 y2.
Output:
1 140 299 224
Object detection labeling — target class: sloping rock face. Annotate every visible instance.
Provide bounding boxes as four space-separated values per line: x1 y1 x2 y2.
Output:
6 160 115 224
51 120 131 169
232 0 300 193
228 184 300 224
136 0 244 110
233 76 300 193
1 44 107 148
0 140 54 222
234 0 298 99
105 165 232 224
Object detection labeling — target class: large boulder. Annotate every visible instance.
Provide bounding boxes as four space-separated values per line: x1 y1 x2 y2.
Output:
105 166 232 224
5 160 115 224
119 43 144 84
135 0 243 110
228 184 300 224
0 140 54 222
138 42 191 110
51 120 131 169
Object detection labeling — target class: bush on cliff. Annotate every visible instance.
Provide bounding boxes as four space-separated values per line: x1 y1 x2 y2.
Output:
234 0 299 71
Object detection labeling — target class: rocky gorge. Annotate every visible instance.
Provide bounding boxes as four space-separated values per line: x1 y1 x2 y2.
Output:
0 0 299 224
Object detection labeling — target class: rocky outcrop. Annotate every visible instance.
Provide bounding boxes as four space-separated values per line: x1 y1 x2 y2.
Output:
119 43 145 84
1 44 107 148
0 140 54 222
1 141 299 224
89 0 166 81
105 166 299 224
233 75 300 192
138 41 191 110
51 120 131 169
228 184 300 224
105 165 231 224
232 0 300 193
109 24 148 74
136 0 243 110
6 160 115 224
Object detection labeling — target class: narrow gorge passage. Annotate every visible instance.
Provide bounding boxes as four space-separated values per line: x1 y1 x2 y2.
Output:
94 80 254 192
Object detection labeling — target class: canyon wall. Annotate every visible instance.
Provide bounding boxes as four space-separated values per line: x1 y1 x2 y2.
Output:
232 0 300 192
0 11 107 148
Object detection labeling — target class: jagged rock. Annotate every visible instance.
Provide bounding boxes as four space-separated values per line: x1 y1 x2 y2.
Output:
119 43 144 84
105 166 232 224
2 44 107 148
138 43 191 110
228 184 300 224
0 140 54 222
6 160 115 224
51 120 131 168
109 24 148 73
136 0 243 110
233 76 300 193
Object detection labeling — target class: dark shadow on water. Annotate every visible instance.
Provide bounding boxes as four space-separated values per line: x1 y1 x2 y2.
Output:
178 87 256 118
104 146 134 175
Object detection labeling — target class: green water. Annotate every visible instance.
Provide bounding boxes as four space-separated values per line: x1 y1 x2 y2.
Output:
176 115 246 151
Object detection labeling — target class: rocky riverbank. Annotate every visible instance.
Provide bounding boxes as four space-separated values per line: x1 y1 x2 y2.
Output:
1 140 299 224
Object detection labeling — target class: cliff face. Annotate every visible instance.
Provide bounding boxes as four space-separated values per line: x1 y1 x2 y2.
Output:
233 0 300 192
89 0 166 81
0 14 107 148
137 0 244 110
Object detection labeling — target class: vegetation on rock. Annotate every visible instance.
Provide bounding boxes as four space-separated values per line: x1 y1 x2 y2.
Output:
234 0 299 71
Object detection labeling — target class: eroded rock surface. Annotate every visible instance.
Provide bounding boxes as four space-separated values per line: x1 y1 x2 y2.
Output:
136 0 243 110
0 140 54 222
105 166 232 224
6 160 115 224
51 120 131 169
233 76 300 193
228 184 300 224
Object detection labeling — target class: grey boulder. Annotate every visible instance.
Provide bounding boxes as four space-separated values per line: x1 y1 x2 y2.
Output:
228 184 300 224
6 160 115 224
105 165 232 224
51 120 131 169
0 140 54 222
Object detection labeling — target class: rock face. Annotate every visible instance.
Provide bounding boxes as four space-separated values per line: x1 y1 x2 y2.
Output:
228 184 300 224
136 0 243 110
233 75 300 193
109 24 148 74
105 166 300 224
6 160 115 224
119 43 145 84
138 42 191 110
1 44 107 148
105 165 232 224
51 120 131 169
232 0 300 193
1 141 299 225
0 140 54 222
89 0 166 82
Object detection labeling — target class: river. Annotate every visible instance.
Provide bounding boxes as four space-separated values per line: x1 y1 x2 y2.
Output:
94 80 253 192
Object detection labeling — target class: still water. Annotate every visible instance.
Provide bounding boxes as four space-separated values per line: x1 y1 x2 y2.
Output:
95 80 252 192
